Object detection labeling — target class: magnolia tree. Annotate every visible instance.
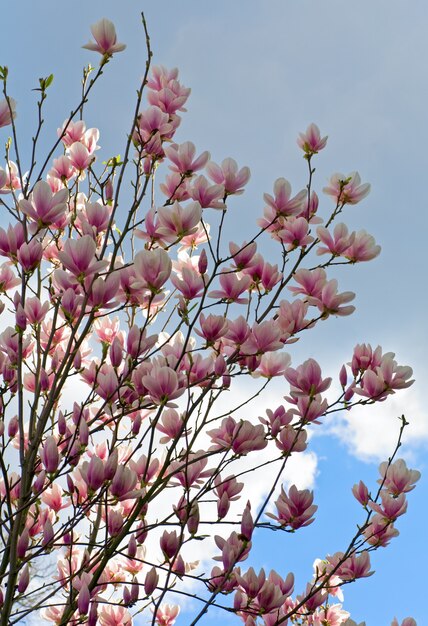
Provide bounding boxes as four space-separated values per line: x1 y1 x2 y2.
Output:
0 15 419 626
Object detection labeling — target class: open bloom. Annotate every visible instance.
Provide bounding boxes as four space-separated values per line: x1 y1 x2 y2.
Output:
323 171 370 205
19 180 68 228
297 123 328 155
82 18 126 56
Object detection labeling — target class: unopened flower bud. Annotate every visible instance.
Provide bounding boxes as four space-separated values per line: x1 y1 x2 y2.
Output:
110 336 122 368
88 602 98 626
352 480 370 506
17 529 30 559
131 577 139 603
136 522 147 544
132 412 142 435
33 470 46 495
57 411 67 436
41 436 59 473
198 248 208 275
144 566 158 596
339 364 347 387
104 449 118 480
8 415 19 438
42 518 54 547
78 583 90 615
15 303 27 330
123 586 132 606
187 502 200 535
18 565 30 593
127 534 137 558
73 350 82 370
240 501 254 541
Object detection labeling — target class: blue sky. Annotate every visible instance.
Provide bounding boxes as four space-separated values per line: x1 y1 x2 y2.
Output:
3 2 427 624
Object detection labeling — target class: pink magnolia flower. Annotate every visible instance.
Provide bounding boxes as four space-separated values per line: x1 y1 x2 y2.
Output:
267 484 317 529
369 491 407 521
356 356 414 400
378 458 421 496
195 313 229 344
343 229 381 262
57 235 107 279
78 201 112 236
179 219 210 250
68 141 94 171
363 513 399 547
87 273 120 310
289 267 327 299
147 65 179 90
259 405 293 438
323 171 371 205
326 550 374 581
297 123 328 155
134 105 175 145
0 161 21 194
165 141 210 175
214 531 252 569
352 480 369 506
350 343 383 376
261 177 307 222
275 425 307 455
316 223 355 256
156 408 186 443
0 167 6 189
254 352 291 378
157 200 202 241
82 18 126 56
312 604 350 626
159 171 190 202
40 436 60 473
241 320 283 355
0 97 16 128
276 216 313 250
49 155 76 182
168 452 211 489
285 358 331 397
147 66 190 114
142 365 184 405
154 604 180 626
206 157 250 195
229 241 258 270
17 239 43 273
19 180 68 228
133 247 172 292
189 174 225 209
148 84 190 116
214 474 244 518
94 316 120 344
0 263 20 292
41 483 69 513
24 296 50 324
98 605 132 626
277 298 311 341
207 416 267 455
58 119 86 147
109 465 138 500
208 271 252 303
160 529 181 560
391 619 417 626
307 278 356 318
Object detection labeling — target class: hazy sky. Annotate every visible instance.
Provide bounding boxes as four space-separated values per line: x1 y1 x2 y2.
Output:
2 2 427 624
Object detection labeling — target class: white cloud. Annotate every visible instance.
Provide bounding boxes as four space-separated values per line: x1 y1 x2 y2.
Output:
325 384 428 463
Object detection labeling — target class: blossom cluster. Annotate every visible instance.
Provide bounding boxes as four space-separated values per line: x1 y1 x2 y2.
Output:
0 18 419 626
